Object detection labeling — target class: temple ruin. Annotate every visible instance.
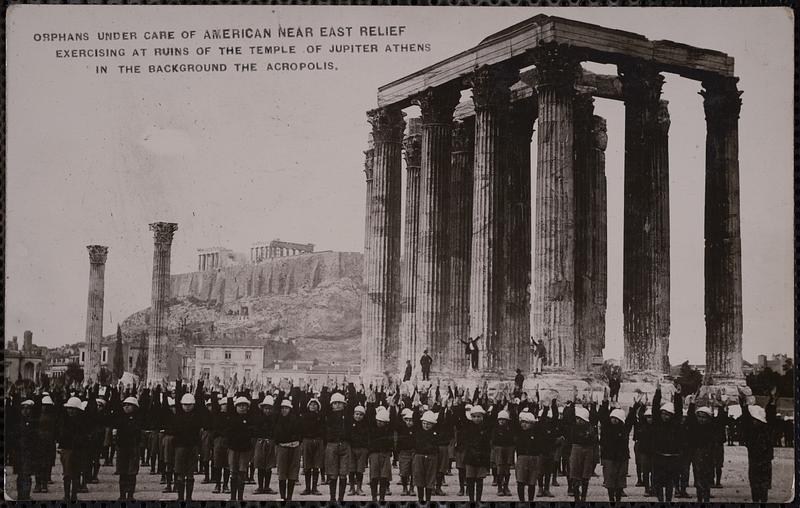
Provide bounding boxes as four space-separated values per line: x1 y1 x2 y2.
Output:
250 239 315 262
361 15 743 379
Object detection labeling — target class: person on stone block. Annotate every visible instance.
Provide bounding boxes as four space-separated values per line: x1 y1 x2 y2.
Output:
420 350 433 381
413 410 440 503
366 402 396 501
347 404 370 495
565 400 599 502
274 399 303 500
403 360 413 382
301 396 325 495
112 396 143 501
533 339 547 375
650 380 684 502
514 369 525 396
598 390 638 503
322 390 354 502
738 386 777 503
253 394 278 495
462 404 492 502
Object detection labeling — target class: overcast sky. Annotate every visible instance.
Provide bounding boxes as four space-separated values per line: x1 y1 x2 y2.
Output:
6 6 793 365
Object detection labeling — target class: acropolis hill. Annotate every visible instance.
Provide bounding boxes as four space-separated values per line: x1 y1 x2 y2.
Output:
120 250 363 365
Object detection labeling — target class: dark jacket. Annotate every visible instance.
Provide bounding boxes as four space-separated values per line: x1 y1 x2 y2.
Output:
598 402 636 461
651 388 684 456
461 421 492 466
225 411 256 452
323 410 352 443
113 411 143 449
273 412 303 444
413 427 440 455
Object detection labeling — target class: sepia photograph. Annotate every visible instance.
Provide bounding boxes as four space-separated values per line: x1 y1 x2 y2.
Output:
4 5 795 503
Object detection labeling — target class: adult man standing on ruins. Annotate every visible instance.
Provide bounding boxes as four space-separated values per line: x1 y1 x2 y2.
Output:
532 339 546 375
458 336 481 371
419 351 433 381
403 361 413 382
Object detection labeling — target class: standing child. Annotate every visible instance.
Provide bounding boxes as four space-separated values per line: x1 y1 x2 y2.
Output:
113 397 143 500
738 386 777 502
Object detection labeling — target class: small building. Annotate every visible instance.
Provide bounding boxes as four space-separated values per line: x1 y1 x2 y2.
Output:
195 340 266 383
755 353 790 374
5 331 46 383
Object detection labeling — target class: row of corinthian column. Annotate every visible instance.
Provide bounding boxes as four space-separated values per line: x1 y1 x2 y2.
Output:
361 42 743 379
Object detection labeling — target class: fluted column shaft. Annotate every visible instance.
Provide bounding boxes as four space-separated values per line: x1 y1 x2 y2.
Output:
413 86 460 373
574 94 609 371
363 108 405 377
470 64 516 372
362 134 375 374
532 43 581 369
620 63 670 373
448 118 475 373
505 99 536 373
147 222 178 384
399 119 422 370
702 77 744 378
85 245 108 381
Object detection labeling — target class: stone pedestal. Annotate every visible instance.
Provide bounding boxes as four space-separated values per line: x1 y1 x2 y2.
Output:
84 245 108 382
147 222 177 385
363 108 405 377
701 77 744 379
448 118 475 374
620 63 670 374
399 119 422 371
531 43 581 369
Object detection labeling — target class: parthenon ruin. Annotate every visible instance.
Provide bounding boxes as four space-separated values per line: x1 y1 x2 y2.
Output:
251 239 315 262
361 15 743 379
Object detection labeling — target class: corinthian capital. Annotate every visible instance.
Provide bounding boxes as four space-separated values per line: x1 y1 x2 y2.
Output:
656 100 671 134
363 132 375 181
149 222 178 245
619 62 664 104
86 245 109 264
412 84 461 125
469 64 518 112
700 76 742 123
403 117 423 168
367 107 406 144
530 42 581 92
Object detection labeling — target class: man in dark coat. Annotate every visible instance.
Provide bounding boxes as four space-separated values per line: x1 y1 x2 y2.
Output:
420 351 433 381
403 361 413 382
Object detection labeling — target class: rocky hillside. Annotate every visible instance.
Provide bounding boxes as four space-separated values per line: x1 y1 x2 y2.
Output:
120 251 362 364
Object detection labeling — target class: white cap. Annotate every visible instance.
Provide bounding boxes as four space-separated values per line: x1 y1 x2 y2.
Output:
96 398 107 405
660 403 675 415
181 393 196 405
497 410 510 420
80 401 88 411
401 408 414 419
167 397 176 407
519 411 536 423
696 406 713 417
727 405 742 419
21 399 35 407
465 403 473 410
421 410 438 424
422 404 429 411
470 405 485 416
330 393 346 404
610 408 626 422
234 396 251 406
354 405 366 414
41 396 53 405
575 407 590 422
307 398 320 408
205 399 213 406
644 408 652 416
749 405 767 424
376 408 390 423
281 399 293 409
64 397 83 410
123 397 139 407
260 395 275 407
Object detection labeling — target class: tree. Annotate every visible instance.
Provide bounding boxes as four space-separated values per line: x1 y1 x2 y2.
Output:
65 361 84 386
112 324 125 380
133 333 148 379
675 361 703 395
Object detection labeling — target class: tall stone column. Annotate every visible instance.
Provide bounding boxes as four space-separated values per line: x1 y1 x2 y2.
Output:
448 117 474 373
362 134 375 374
362 107 405 377
701 76 743 378
147 222 178 384
574 94 609 371
413 85 460 372
504 98 536 373
398 119 422 370
620 63 670 373
531 43 581 368
469 64 516 372
84 245 108 382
